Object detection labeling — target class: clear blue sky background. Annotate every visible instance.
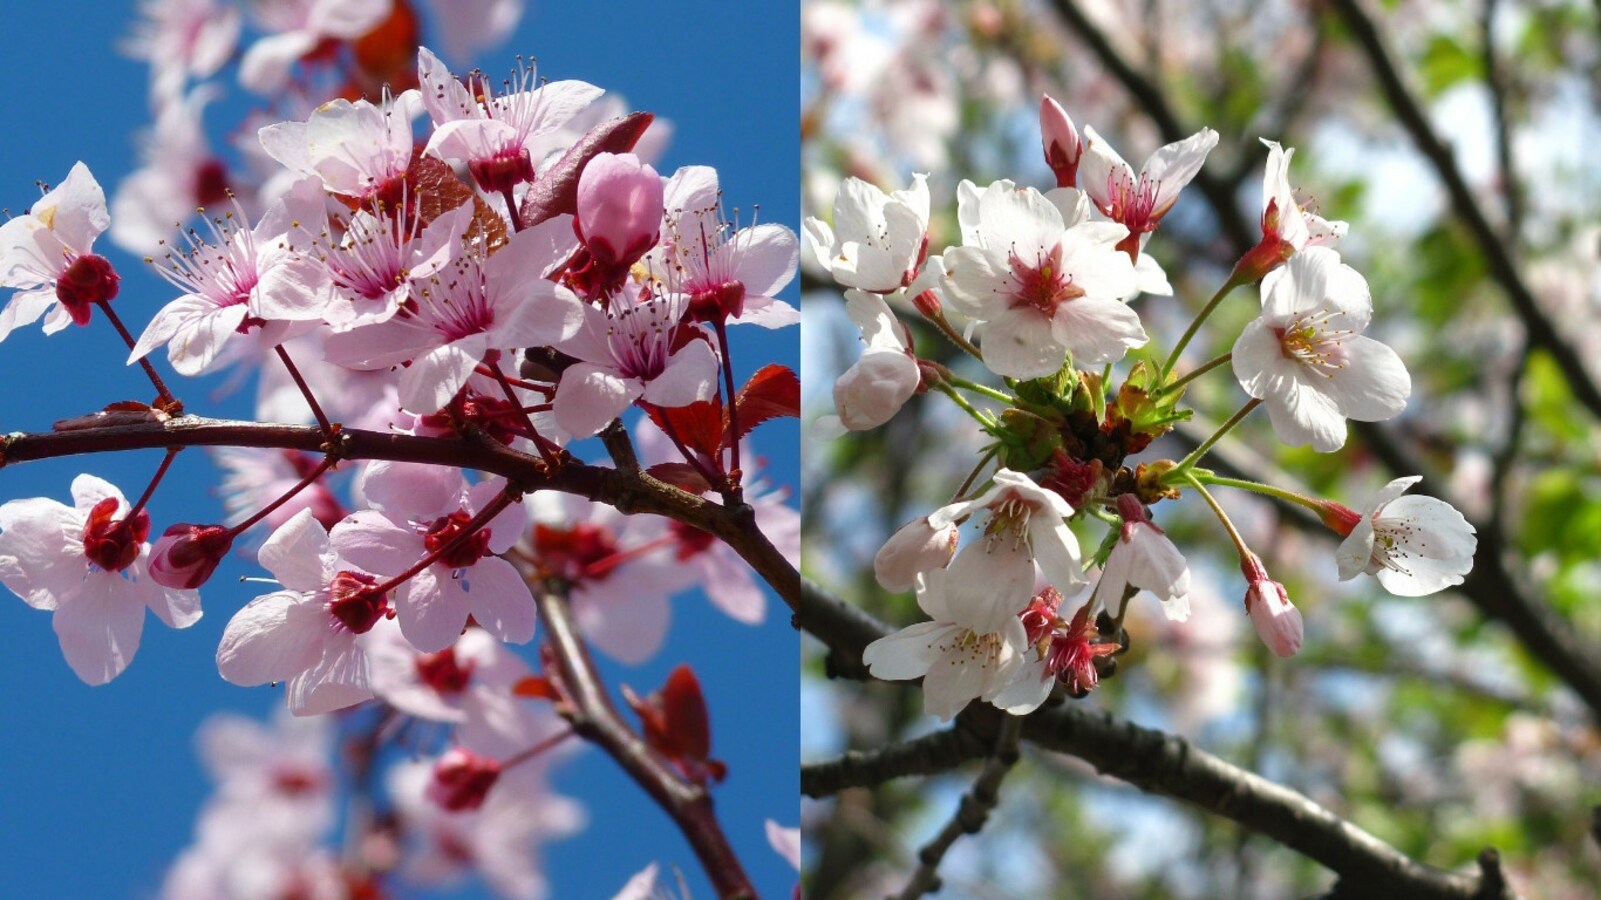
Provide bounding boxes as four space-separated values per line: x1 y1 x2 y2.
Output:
0 2 798 897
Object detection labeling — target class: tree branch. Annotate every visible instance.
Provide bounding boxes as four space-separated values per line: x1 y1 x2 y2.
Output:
799 580 1513 899
894 716 1023 900
0 415 800 611
536 587 754 899
802 725 989 798
1326 0 1601 421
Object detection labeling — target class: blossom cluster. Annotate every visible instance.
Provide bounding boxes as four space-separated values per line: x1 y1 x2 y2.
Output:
810 95 1477 721
0 2 799 895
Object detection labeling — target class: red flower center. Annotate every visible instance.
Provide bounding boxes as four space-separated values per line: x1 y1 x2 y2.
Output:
328 570 390 634
423 511 492 569
80 497 150 573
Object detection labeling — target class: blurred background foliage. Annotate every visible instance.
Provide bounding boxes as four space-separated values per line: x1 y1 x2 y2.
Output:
800 0 1601 896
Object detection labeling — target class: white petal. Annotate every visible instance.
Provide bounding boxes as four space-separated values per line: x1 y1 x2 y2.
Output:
52 574 145 685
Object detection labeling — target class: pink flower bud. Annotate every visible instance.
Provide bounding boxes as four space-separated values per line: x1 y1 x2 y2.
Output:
55 253 120 326
427 747 502 812
575 152 663 270
149 523 234 589
1241 553 1302 657
1040 95 1082 188
834 348 920 431
873 516 959 592
1315 499 1364 538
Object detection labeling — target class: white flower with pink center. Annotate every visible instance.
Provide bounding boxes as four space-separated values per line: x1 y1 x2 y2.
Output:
803 173 930 293
653 165 799 327
1080 125 1219 258
417 46 602 195
215 508 387 715
551 281 720 438
123 0 241 105
1232 246 1410 452
130 195 330 376
940 179 1142 379
214 447 346 539
0 475 202 685
111 86 234 255
258 88 421 202
931 468 1083 634
332 462 532 652
0 161 113 341
323 217 584 413
1335 476 1477 596
862 569 1031 721
1260 139 1347 252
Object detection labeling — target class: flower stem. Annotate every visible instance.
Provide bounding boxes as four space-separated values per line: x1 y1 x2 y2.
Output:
931 380 997 430
124 448 180 522
95 300 178 411
712 318 743 500
372 489 518 595
486 356 564 471
1166 397 1262 479
502 729 576 770
1162 277 1243 379
943 373 1016 405
1183 471 1251 559
1158 351 1232 398
228 453 339 537
923 307 984 361
500 187 525 232
1194 472 1324 513
274 344 333 436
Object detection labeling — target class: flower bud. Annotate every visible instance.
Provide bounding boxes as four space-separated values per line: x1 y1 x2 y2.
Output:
55 253 120 326
1241 553 1302 657
833 347 919 431
873 516 958 592
149 523 234 589
575 152 663 270
1040 95 1082 188
427 747 502 811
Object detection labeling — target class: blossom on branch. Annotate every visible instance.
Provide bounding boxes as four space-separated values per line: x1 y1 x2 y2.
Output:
803 173 930 293
0 162 115 340
1331 476 1477 597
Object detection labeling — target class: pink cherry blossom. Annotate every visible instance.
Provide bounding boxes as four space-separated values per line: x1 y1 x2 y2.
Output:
550 281 719 438
1039 94 1082 188
0 474 202 684
0 162 114 341
418 46 603 195
940 179 1142 378
123 0 241 105
803 173 930 292
814 288 920 438
1335 476 1477 596
418 0 522 66
332 463 532 652
130 194 330 376
324 216 584 413
214 447 346 538
1232 246 1410 452
1233 139 1350 282
215 508 386 715
314 193 471 332
654 165 800 327
257 89 421 202
1080 125 1219 258
240 0 392 94
862 569 1031 721
110 86 234 255
523 492 693 664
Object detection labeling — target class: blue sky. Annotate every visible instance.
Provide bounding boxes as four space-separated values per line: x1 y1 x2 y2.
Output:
0 2 798 897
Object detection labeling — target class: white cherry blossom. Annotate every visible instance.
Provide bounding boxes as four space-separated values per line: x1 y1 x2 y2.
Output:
815 288 920 438
940 179 1141 378
803 173 930 292
0 162 112 341
1232 246 1410 452
1336 476 1477 596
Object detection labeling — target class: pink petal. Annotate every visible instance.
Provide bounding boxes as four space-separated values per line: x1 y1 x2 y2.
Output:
52 573 145 685
216 591 326 686
463 556 537 645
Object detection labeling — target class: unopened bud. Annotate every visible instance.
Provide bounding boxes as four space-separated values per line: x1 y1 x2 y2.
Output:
873 516 958 593
55 254 120 326
1241 553 1302 657
149 523 234 589
575 152 663 270
1316 500 1363 538
1040 95 1082 188
911 288 942 318
80 497 149 573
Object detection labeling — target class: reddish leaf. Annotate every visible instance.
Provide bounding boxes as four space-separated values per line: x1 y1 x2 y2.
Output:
519 112 655 228
512 676 559 700
660 665 712 762
729 364 799 443
646 463 713 495
409 154 508 252
646 399 725 462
